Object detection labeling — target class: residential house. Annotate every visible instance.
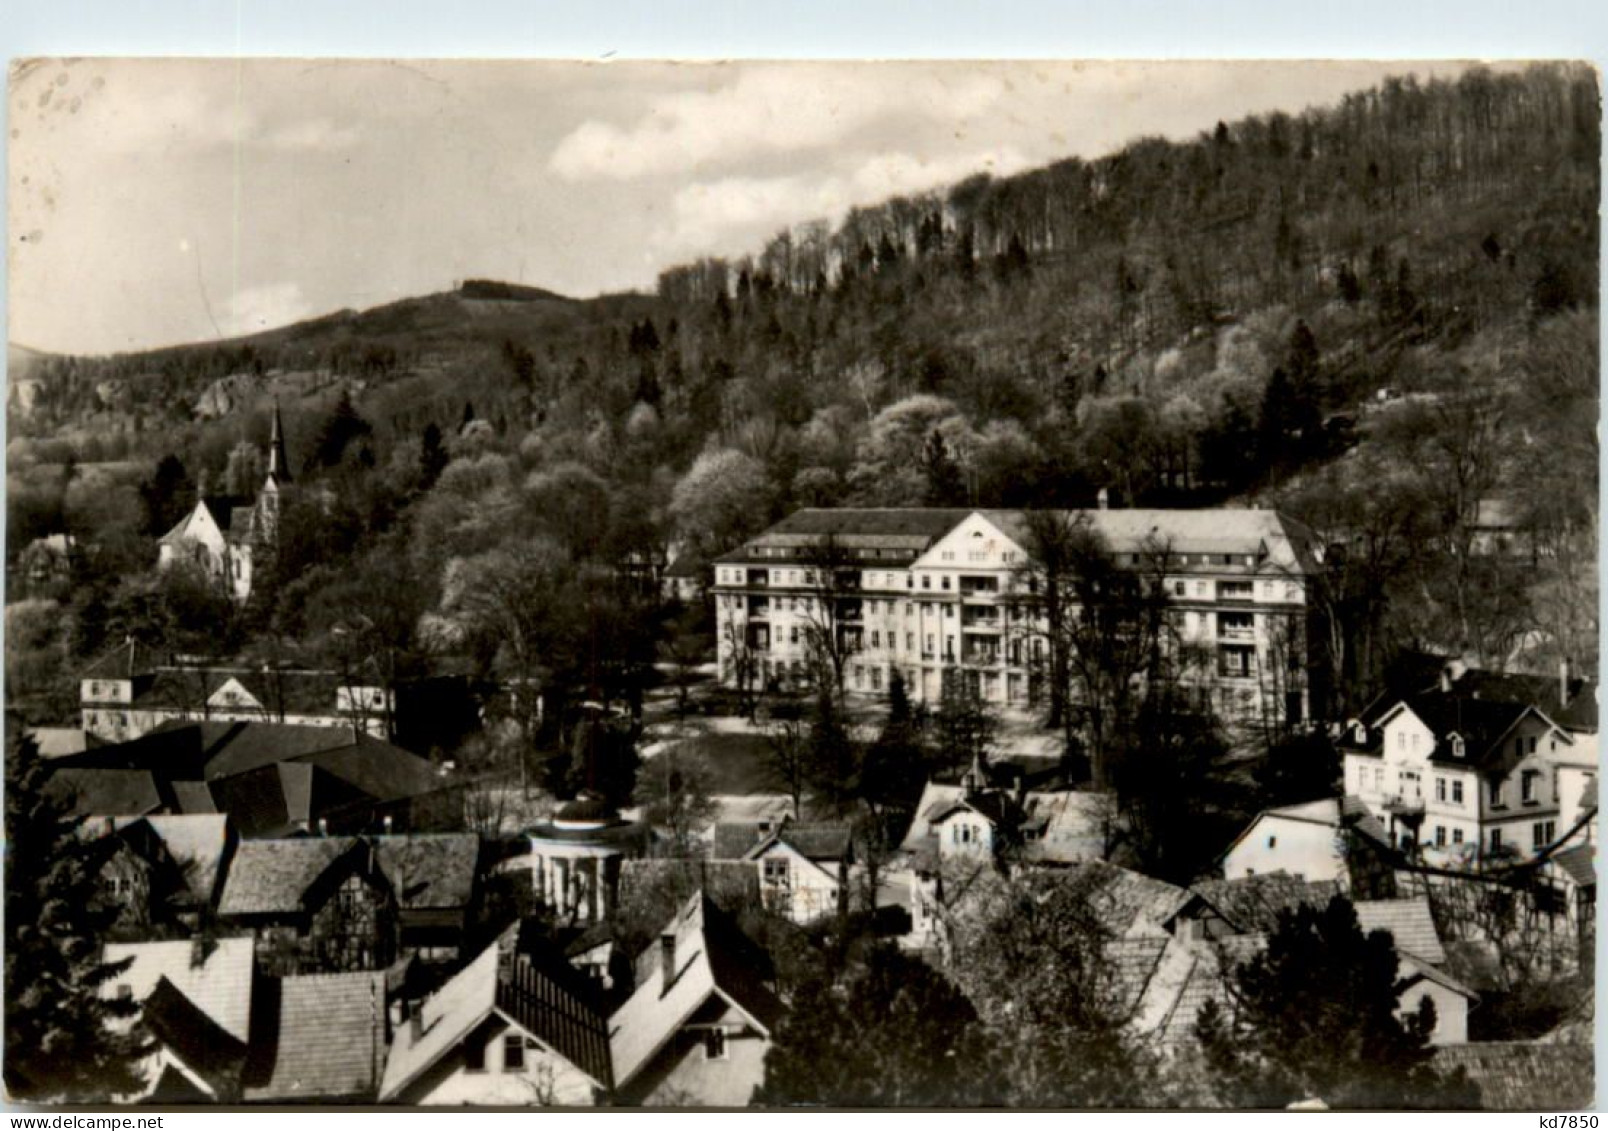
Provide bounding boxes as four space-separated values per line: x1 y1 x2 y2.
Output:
900 764 1114 869
216 834 482 975
712 818 854 923
86 814 235 938
45 720 460 838
77 639 399 744
1218 796 1395 894
16 532 76 595
1342 687 1582 866
379 933 614 1105
661 554 704 604
157 402 291 602
711 506 1324 726
608 892 785 1107
101 937 257 1102
1160 876 1476 1046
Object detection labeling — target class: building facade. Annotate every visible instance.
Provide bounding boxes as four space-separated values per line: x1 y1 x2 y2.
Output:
157 402 292 602
711 507 1323 726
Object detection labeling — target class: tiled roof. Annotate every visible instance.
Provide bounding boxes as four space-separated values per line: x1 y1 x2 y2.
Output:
201 495 254 533
981 508 1323 575
27 726 103 759
1185 874 1343 935
1431 1042 1594 1111
1449 668 1598 733
218 837 351 916
711 822 772 860
103 937 256 1044
773 822 853 860
1550 843 1595 889
48 768 163 818
244 970 387 1102
218 835 481 917
1387 695 1536 766
1059 860 1192 939
1353 898 1446 964
79 638 161 680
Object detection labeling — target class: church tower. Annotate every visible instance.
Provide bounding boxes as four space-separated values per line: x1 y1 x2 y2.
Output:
259 399 291 536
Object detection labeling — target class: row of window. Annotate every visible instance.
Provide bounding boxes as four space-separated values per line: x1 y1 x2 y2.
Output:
1424 822 1557 852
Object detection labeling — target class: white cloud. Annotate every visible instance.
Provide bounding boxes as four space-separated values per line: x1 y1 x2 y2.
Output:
550 66 1007 181
659 145 1031 260
221 281 314 337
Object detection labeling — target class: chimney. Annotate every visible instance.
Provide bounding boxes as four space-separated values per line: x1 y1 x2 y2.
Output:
659 933 677 994
318 818 329 837
1096 487 1109 511
383 815 394 835
1439 667 1453 694
409 1008 423 1044
1560 657 1572 708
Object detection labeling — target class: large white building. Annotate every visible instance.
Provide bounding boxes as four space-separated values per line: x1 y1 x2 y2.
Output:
710 507 1324 726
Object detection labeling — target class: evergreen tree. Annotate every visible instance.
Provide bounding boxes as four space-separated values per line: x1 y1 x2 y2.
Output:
755 944 989 1107
859 669 928 815
5 726 151 1101
1196 896 1480 1109
312 390 373 471
137 454 194 537
804 687 858 818
418 422 449 490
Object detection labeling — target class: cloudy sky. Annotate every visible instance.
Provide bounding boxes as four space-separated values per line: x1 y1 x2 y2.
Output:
9 58 1479 356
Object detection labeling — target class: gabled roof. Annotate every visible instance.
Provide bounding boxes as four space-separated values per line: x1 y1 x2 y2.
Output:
243 970 387 1102
140 976 249 1097
1378 695 1550 767
1058 860 1192 939
609 892 783 1090
379 939 613 1100
79 638 161 681
1397 951 1478 1001
1450 668 1598 733
1353 898 1445 965
103 937 256 1044
107 814 232 907
1218 795 1392 864
981 507 1323 576
1181 874 1343 935
218 834 481 917
1431 1042 1594 1111
714 508 974 563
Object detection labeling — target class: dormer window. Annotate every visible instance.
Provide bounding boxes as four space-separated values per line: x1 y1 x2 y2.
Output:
1450 735 1465 758
1352 722 1367 745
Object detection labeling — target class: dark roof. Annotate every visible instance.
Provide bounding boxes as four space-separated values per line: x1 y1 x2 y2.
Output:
79 638 162 681
131 668 374 718
201 495 254 533
711 822 771 860
1432 1043 1594 1111
218 835 480 917
1451 669 1599 732
292 736 445 801
663 556 701 579
714 508 973 563
497 951 614 1089
1387 695 1535 766
1184 874 1343 935
555 796 617 822
1550 843 1595 889
47 768 163 817
141 976 249 1096
773 822 854 861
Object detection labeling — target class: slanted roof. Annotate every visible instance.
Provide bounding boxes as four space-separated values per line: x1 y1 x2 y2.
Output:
1450 668 1599 733
981 507 1324 576
1353 898 1446 964
217 838 352 916
80 638 161 681
714 508 973 563
1550 843 1596 889
1060 860 1192 939
140 976 250 1097
498 950 614 1090
218 834 480 918
1219 796 1392 866
1183 874 1343 935
609 892 783 1090
113 815 232 906
1431 1043 1594 1111
379 943 499 1100
48 768 163 818
771 822 853 861
244 970 387 1102
103 937 255 1044
28 727 103 759
201 495 254 534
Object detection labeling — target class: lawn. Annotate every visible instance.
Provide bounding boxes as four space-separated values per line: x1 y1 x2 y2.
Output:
659 730 779 795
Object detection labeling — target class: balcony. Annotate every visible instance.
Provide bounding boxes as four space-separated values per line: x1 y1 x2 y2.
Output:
746 571 770 588
746 600 770 620
1217 622 1255 642
961 648 1001 666
1383 793 1425 817
960 611 1002 632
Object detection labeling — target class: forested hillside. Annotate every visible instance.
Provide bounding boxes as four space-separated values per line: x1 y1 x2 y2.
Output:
7 64 1599 730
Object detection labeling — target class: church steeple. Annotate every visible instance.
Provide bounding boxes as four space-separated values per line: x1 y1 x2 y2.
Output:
267 399 292 485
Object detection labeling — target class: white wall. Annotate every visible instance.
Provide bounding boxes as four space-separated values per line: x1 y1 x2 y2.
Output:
1222 815 1346 884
